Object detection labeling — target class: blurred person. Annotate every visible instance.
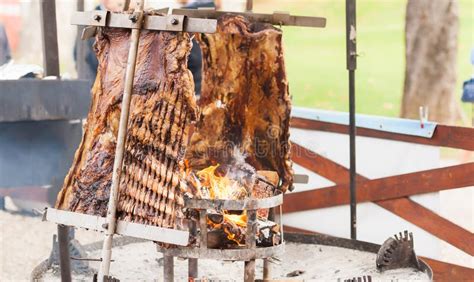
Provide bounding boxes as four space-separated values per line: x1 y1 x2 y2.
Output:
179 0 220 96
0 23 11 66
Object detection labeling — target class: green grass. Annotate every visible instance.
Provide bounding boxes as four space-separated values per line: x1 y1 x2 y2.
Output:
254 0 474 119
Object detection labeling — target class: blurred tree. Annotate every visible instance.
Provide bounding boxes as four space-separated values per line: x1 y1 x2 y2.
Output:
401 0 462 124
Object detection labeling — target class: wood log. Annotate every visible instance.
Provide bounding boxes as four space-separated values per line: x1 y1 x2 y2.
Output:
253 170 279 218
206 212 280 248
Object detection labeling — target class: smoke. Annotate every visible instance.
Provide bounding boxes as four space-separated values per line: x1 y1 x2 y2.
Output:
224 147 256 190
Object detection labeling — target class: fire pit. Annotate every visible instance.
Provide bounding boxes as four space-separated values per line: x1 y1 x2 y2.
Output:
158 191 284 281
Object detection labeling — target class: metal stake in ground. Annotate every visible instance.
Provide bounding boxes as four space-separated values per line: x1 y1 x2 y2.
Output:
345 0 357 240
40 0 72 281
98 0 145 279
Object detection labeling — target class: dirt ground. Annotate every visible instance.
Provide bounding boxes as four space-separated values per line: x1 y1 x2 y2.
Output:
0 210 102 281
1 210 429 281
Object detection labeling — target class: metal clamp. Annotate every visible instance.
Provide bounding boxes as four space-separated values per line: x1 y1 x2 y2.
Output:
72 10 108 27
166 15 184 31
72 10 217 34
171 8 326 28
272 11 290 25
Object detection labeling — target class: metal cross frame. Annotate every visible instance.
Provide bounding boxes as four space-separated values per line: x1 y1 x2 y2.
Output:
43 1 328 281
171 8 326 28
42 1 219 281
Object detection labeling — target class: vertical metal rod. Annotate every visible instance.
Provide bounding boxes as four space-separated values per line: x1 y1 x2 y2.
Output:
244 260 256 282
188 220 198 279
199 210 208 249
263 259 272 280
346 0 357 240
245 0 253 12
98 0 145 279
163 255 174 282
123 0 131 11
263 208 275 280
40 1 71 280
76 0 87 79
471 104 473 127
188 258 198 279
244 210 257 282
40 0 60 77
57 225 72 282
279 205 284 242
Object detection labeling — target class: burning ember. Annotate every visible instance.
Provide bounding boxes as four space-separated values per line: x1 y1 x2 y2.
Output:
185 156 281 248
188 163 251 245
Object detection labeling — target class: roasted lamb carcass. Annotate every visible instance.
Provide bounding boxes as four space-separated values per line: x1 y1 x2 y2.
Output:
55 27 197 228
186 15 294 192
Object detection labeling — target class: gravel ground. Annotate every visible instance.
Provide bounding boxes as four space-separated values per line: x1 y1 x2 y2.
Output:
0 210 429 281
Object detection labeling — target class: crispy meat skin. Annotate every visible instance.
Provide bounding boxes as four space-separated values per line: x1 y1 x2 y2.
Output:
55 27 197 228
187 15 293 192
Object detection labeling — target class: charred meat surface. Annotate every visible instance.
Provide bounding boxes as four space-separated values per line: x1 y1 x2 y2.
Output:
55 26 197 228
186 15 293 192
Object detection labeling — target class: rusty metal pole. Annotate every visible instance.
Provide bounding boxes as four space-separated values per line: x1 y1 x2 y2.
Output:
40 1 71 281
244 3 257 279
244 209 257 282
57 225 72 282
188 220 198 279
75 0 87 79
97 0 145 279
345 0 357 240
245 0 253 12
263 208 275 280
163 255 174 282
40 0 60 77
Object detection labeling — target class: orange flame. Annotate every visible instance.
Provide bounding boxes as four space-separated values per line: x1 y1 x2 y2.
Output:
223 212 247 228
196 164 247 200
195 164 249 245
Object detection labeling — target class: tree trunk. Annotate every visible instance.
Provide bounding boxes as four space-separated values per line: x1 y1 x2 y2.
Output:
401 0 461 124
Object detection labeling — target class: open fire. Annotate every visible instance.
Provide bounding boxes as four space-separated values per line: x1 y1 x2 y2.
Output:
185 157 281 248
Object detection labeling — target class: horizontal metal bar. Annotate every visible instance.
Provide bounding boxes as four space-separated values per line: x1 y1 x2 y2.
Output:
292 107 437 138
70 257 115 262
0 80 90 122
293 174 309 184
71 11 217 33
156 243 284 260
184 193 283 210
71 10 107 26
44 208 189 246
172 9 326 28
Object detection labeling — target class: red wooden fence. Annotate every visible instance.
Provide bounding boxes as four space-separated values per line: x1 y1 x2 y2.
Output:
285 117 474 281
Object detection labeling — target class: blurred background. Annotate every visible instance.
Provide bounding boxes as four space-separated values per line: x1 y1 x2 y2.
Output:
1 0 472 120
1 1 473 280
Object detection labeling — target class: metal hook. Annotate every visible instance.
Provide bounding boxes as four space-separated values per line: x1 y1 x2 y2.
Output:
419 106 429 128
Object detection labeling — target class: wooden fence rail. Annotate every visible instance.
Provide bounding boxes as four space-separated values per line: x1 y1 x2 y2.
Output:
286 117 474 280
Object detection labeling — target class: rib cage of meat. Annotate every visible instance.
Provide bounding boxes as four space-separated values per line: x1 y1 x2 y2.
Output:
186 15 294 192
55 27 197 228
